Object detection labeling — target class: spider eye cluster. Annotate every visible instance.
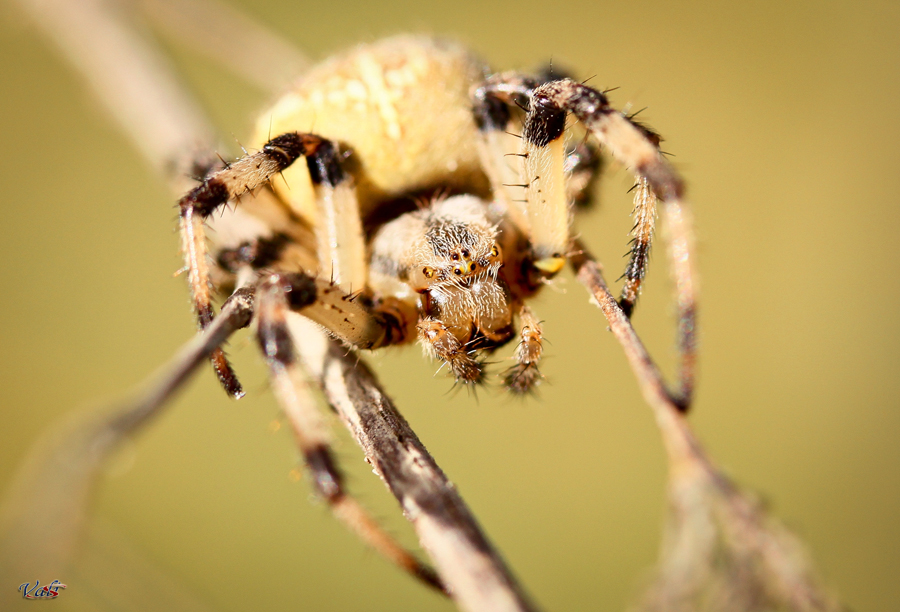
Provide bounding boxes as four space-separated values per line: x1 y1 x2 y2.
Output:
443 243 499 279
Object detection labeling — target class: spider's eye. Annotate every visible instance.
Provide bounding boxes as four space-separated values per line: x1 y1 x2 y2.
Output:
461 249 470 259
469 262 477 272
422 266 436 279
450 252 460 261
454 268 462 275
490 244 500 258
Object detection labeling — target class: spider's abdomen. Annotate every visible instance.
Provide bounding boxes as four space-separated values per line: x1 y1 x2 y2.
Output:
254 36 491 224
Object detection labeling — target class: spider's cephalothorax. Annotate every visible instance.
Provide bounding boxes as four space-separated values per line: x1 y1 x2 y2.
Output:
178 35 680 397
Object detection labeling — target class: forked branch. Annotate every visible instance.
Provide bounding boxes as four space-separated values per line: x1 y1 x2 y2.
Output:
571 246 842 612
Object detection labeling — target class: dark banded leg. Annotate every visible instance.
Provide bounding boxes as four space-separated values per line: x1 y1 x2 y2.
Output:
307 141 367 292
472 73 536 233
619 176 658 318
255 274 444 593
503 305 544 394
177 132 332 397
281 271 416 350
523 79 697 408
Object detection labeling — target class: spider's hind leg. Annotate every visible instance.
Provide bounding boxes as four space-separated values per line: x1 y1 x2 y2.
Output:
619 175 658 318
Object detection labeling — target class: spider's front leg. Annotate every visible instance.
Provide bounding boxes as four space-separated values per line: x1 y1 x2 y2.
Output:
475 73 696 406
523 78 697 408
417 317 484 384
178 133 325 396
179 132 410 394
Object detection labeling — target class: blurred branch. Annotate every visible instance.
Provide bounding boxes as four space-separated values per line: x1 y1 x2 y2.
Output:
571 246 843 612
137 0 310 92
0 290 254 611
12 0 216 179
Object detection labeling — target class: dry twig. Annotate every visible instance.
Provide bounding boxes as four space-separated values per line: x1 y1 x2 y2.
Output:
571 246 842 612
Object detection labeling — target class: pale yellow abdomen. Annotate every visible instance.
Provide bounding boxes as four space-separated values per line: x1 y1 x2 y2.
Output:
254 36 490 225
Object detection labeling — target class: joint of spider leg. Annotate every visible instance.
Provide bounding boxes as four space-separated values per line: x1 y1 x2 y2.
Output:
473 74 536 113
473 92 511 132
567 81 612 117
305 444 345 502
181 178 230 218
263 132 323 166
373 308 406 347
305 139 346 187
281 272 318 310
522 95 566 147
217 233 293 273
637 160 686 202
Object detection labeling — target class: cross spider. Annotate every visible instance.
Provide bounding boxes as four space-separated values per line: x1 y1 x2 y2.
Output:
169 34 693 591
183 36 680 397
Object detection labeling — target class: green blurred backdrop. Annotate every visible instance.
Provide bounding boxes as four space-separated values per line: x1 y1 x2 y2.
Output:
1 0 898 610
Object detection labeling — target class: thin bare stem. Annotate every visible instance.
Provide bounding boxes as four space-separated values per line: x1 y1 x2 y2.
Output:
0 290 254 610
289 317 539 612
138 0 310 92
571 247 842 612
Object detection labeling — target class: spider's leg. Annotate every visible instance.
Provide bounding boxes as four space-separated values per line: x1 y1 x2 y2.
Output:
619 175 658 318
503 305 544 394
472 73 536 233
524 79 697 408
177 132 333 397
565 140 603 208
307 140 367 293
294 276 417 350
255 274 444 593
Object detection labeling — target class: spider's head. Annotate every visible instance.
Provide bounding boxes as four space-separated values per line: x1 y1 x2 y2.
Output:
408 196 513 341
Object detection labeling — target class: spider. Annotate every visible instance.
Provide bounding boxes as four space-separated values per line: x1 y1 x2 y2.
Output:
184 36 677 398
170 34 692 591
4 0 699 601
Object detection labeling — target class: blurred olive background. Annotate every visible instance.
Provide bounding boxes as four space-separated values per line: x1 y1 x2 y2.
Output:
1 0 898 610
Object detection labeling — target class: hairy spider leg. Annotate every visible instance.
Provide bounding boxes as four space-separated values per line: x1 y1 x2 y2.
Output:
619 175 657 318
524 79 697 409
178 132 326 396
472 72 602 264
178 132 414 395
305 140 367 292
